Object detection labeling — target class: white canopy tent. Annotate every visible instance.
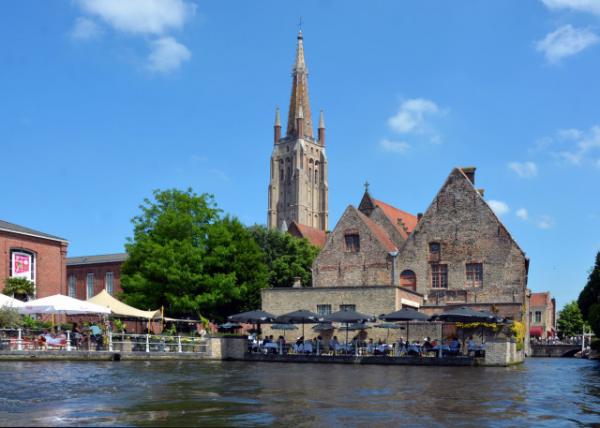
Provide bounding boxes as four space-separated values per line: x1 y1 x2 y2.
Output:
19 294 111 315
87 290 160 319
0 294 24 308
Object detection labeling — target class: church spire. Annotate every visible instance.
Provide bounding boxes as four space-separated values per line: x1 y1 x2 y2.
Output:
286 30 313 139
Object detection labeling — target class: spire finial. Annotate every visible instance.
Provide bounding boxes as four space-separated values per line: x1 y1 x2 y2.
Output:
364 181 370 193
318 110 325 129
274 106 281 127
298 16 303 37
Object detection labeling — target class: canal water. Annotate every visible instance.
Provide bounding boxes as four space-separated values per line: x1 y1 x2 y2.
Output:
0 358 599 427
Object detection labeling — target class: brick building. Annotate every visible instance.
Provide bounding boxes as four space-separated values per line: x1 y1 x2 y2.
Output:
529 292 556 339
66 253 127 300
0 219 68 298
262 168 531 338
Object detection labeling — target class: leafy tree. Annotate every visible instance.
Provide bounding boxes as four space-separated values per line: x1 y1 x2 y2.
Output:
3 277 35 301
121 189 268 322
0 307 21 328
557 301 586 338
578 251 600 336
249 225 319 288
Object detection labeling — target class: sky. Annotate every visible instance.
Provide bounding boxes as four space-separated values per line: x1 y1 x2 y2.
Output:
1 0 599 309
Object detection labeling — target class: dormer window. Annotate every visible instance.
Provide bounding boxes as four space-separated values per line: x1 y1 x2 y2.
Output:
429 242 441 262
344 233 360 252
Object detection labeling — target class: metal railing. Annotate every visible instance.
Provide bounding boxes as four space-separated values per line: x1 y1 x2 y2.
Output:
0 328 210 355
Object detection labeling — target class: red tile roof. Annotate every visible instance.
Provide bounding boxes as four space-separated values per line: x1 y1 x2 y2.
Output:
356 209 398 252
372 198 419 234
288 222 328 248
530 292 550 307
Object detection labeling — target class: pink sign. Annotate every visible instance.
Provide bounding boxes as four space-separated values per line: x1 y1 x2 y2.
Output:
12 252 31 278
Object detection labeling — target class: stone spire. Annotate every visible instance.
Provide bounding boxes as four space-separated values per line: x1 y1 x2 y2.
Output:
286 30 313 139
273 107 281 144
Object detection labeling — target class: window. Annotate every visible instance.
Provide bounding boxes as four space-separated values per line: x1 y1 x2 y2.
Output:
431 264 448 288
105 272 114 295
68 275 76 298
344 234 360 252
466 263 483 287
535 311 542 323
400 270 417 291
339 304 356 312
317 304 331 316
86 273 94 299
429 242 441 262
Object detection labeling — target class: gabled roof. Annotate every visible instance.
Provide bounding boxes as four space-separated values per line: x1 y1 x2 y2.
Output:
355 208 398 252
287 222 327 248
67 253 128 266
530 292 551 307
0 219 67 243
371 198 419 234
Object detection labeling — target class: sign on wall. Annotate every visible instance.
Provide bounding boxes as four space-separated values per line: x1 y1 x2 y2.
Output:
11 251 33 280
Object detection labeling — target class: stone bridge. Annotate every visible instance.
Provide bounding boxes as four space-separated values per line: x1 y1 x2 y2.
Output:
530 344 581 358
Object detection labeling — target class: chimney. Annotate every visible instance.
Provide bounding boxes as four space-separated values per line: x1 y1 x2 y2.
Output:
461 167 476 185
292 277 302 288
477 188 485 197
417 213 423 222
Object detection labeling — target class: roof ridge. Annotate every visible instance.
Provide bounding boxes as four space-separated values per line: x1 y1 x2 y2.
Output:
355 208 397 252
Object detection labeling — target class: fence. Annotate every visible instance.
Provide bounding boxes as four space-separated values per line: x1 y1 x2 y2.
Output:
0 328 211 356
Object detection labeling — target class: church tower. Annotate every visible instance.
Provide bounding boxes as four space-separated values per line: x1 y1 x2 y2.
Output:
268 30 329 231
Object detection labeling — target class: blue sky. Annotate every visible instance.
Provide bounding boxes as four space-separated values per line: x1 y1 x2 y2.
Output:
1 1 599 308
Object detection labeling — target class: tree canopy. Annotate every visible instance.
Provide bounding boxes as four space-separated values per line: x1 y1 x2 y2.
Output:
557 301 586 338
121 189 268 322
248 225 319 288
578 251 600 337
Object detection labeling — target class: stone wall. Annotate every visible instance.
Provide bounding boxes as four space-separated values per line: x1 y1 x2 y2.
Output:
209 337 247 360
483 340 524 366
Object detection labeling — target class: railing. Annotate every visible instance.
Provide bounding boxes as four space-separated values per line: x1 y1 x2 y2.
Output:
0 328 210 355
108 333 210 354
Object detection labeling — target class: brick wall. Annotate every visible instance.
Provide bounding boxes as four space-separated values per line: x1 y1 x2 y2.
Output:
0 230 67 298
66 261 123 300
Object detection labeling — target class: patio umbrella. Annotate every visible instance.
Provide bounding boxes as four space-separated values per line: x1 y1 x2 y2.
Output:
271 323 298 331
0 294 24 308
312 322 334 332
19 294 111 315
375 322 403 343
380 308 429 343
228 310 275 337
218 322 242 330
430 307 495 356
345 322 371 331
274 309 319 342
324 309 374 351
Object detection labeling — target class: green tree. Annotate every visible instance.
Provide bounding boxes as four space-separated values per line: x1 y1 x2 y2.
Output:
0 306 21 328
3 277 35 301
578 251 600 336
121 189 268 322
249 225 320 288
557 301 586 338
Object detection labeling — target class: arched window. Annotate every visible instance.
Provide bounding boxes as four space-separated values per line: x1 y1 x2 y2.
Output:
400 270 417 291
315 169 319 184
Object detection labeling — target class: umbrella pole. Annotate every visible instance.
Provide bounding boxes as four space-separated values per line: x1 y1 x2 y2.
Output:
345 323 349 354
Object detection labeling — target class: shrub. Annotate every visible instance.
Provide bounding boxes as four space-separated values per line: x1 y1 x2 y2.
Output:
511 321 526 351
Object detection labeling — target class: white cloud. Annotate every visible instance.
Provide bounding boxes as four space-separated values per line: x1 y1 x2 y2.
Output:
210 168 230 182
537 215 555 229
380 139 410 154
70 17 102 40
554 125 600 165
385 98 443 147
488 200 510 216
536 25 599 63
508 161 538 178
147 37 191 73
516 208 529 220
77 0 195 35
542 0 600 15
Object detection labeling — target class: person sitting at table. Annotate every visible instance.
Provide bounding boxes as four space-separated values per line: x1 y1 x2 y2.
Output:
422 337 433 355
467 336 476 354
329 336 339 355
277 336 286 354
407 340 420 356
315 336 323 355
449 337 461 356
366 338 375 355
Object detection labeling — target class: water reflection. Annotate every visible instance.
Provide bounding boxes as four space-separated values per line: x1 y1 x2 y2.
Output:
0 359 598 427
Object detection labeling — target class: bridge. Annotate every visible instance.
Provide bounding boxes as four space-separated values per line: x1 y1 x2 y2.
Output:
530 343 581 358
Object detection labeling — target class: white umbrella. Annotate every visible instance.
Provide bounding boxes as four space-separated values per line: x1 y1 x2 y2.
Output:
19 294 111 315
0 294 24 308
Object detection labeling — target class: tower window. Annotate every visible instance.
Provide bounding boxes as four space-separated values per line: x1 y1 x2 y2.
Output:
466 263 483 287
431 264 448 288
344 234 360 252
315 169 318 184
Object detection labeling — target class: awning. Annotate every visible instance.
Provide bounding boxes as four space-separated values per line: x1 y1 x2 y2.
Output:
530 326 544 337
87 290 160 319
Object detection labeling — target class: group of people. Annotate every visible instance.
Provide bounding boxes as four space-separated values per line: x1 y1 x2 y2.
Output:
37 322 105 350
248 332 485 357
